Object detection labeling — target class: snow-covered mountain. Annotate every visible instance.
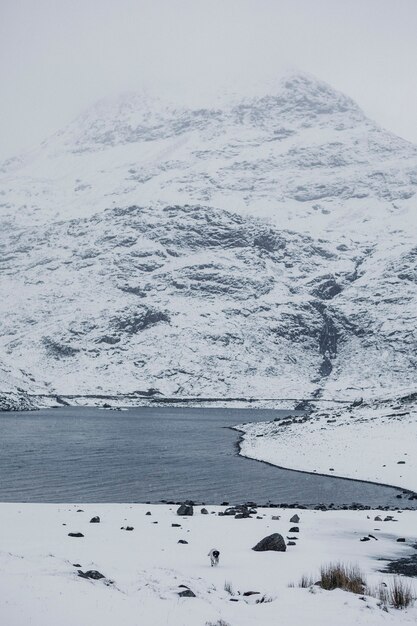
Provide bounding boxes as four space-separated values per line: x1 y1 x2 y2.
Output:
1 73 416 403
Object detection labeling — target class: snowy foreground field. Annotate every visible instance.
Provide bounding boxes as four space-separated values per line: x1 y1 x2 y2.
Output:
0 503 416 625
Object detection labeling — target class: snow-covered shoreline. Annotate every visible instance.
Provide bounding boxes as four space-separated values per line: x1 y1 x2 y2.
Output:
236 394 417 494
1 502 417 626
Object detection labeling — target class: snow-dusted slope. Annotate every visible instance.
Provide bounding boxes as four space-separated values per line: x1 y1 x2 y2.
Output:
0 73 416 401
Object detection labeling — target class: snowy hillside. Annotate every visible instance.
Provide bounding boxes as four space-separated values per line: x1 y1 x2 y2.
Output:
1 73 416 402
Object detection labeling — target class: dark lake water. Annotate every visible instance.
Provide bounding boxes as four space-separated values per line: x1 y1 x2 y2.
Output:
0 406 412 507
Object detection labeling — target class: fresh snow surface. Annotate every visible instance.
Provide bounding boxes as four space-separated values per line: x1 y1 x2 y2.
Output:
237 394 417 492
0 503 416 626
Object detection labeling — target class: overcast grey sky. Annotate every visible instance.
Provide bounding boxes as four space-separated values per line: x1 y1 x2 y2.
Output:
1 0 417 159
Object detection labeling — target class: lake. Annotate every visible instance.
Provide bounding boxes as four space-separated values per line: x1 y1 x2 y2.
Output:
0 406 412 507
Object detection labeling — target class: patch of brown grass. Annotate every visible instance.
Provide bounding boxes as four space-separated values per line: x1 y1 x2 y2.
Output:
319 562 366 594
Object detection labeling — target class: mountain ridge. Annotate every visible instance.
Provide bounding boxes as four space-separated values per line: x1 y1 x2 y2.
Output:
1 72 416 406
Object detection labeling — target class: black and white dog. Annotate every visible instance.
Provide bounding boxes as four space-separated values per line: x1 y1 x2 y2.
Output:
208 549 220 567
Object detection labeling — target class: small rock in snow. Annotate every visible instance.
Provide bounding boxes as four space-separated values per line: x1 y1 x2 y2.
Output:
253 533 286 552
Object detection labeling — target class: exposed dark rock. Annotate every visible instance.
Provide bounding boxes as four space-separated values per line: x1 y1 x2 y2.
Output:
290 514 300 523
252 533 286 552
200 508 209 514
243 591 260 596
178 587 196 598
253 229 286 252
68 532 84 538
312 276 342 300
110 306 170 336
224 504 256 518
121 526 134 531
178 539 188 544
78 570 105 580
289 526 299 533
43 338 79 359
396 538 406 542
90 516 100 523
294 400 313 414
177 503 194 516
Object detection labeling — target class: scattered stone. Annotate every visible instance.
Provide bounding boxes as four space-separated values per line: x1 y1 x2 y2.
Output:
290 514 300 523
253 533 286 552
396 538 406 543
223 508 237 516
229 598 239 602
224 505 256 518
172 523 181 527
360 537 370 542
256 516 262 520
121 526 134 531
78 570 105 580
178 539 188 544
374 515 382 521
72 563 82 567
177 502 193 516
68 532 84 538
287 536 298 540
146 511 152 516
271 515 280 520
397 461 406 464
76 509 84 513
287 541 296 546
243 591 260 596
289 526 299 533
368 534 378 540
178 587 195 597
90 516 100 523
201 508 209 515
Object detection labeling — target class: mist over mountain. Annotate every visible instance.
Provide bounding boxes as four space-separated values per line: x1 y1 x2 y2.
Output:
1 73 416 404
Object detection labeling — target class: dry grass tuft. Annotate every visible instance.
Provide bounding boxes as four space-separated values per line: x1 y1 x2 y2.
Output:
387 577 414 610
298 573 315 588
223 580 234 596
319 562 365 594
